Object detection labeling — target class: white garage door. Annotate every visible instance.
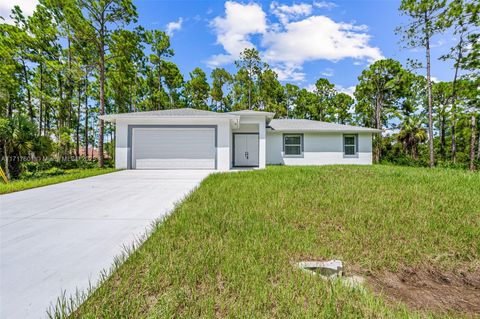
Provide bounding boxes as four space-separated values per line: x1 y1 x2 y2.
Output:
131 127 216 169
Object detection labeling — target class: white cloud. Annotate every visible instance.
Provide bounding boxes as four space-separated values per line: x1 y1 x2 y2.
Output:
273 63 306 81
313 1 337 9
209 1 383 81
305 83 316 92
0 0 38 24
321 68 334 77
166 17 183 37
263 16 383 65
335 85 356 97
270 1 312 25
208 1 266 67
306 83 355 96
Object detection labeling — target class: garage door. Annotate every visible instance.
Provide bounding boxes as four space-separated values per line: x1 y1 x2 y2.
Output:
131 127 216 169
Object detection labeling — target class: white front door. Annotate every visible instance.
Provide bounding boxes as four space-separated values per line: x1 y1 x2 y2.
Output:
234 134 259 167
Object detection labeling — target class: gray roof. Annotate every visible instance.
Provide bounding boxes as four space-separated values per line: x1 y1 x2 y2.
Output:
100 108 238 122
268 119 381 133
229 110 275 117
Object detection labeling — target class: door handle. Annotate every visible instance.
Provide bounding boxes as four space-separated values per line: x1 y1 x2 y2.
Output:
245 151 249 159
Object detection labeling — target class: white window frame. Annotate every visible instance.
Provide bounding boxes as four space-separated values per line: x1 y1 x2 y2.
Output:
283 134 303 157
343 134 358 157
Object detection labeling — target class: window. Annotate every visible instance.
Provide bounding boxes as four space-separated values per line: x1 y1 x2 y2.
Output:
284 134 303 156
344 135 357 156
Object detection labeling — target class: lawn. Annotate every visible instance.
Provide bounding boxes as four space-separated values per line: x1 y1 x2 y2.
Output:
0 168 117 194
68 165 479 318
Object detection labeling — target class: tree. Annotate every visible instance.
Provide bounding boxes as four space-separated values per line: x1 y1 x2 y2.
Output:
432 81 452 159
258 69 286 116
295 89 318 119
27 2 60 136
162 61 184 108
144 30 174 109
440 0 479 162
354 59 408 162
234 48 265 109
284 84 300 118
313 78 336 121
0 21 25 119
210 68 232 112
397 114 428 160
184 67 210 110
108 29 144 114
459 78 480 170
73 0 137 167
398 0 448 167
331 93 354 124
0 114 38 178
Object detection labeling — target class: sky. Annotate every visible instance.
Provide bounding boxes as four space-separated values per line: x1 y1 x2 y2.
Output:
1 0 456 96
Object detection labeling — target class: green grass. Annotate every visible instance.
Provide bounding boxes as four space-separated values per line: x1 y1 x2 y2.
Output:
71 165 479 318
0 168 117 194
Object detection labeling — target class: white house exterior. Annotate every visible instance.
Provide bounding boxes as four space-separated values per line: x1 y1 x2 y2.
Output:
100 108 380 171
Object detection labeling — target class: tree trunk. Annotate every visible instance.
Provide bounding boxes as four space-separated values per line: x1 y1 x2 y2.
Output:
477 126 480 161
67 36 74 129
373 96 382 163
7 99 13 117
84 74 88 159
39 63 43 136
45 102 50 136
450 35 463 164
158 62 163 109
3 145 10 180
58 73 64 129
76 84 81 157
470 113 476 171
451 123 456 162
91 114 95 161
248 69 252 110
425 11 434 168
440 113 446 159
22 60 34 121
98 25 105 168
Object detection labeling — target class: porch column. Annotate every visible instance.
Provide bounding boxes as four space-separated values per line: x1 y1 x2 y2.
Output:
259 120 266 169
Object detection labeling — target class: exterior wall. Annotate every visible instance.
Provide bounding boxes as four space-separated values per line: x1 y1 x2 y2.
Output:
232 124 258 133
115 117 232 171
230 116 266 168
266 131 373 165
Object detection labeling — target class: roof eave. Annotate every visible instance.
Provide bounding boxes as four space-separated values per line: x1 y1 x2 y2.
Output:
268 128 382 133
99 114 238 123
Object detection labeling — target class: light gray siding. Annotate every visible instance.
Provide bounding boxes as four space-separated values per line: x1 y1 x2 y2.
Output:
266 131 373 165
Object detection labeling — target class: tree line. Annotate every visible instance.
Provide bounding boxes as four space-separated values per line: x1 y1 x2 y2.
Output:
0 0 479 179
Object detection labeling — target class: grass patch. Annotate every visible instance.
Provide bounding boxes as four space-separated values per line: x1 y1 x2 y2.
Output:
72 165 479 318
0 168 117 194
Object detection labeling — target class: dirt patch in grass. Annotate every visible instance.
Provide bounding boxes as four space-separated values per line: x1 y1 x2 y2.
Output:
366 264 480 316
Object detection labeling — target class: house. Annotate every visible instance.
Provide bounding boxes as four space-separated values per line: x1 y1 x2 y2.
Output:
100 108 381 170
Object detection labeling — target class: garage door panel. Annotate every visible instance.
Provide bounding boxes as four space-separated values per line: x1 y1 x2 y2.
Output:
132 127 216 169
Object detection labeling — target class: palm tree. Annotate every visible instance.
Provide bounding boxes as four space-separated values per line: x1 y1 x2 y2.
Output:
397 115 428 160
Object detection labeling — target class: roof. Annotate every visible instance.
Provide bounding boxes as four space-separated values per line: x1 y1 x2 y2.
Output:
100 108 238 123
229 110 275 117
268 119 381 133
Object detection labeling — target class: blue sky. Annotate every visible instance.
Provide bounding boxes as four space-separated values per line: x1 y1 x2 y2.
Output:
2 0 456 95
136 0 455 95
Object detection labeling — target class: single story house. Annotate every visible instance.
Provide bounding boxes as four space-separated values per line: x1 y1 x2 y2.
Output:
100 108 381 170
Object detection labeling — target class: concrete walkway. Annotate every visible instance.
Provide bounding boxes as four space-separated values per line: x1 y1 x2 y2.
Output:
0 170 211 318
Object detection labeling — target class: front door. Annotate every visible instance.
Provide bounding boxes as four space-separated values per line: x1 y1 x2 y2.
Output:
234 134 259 167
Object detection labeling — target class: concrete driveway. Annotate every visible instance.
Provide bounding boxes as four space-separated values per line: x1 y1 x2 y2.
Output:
0 170 211 318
